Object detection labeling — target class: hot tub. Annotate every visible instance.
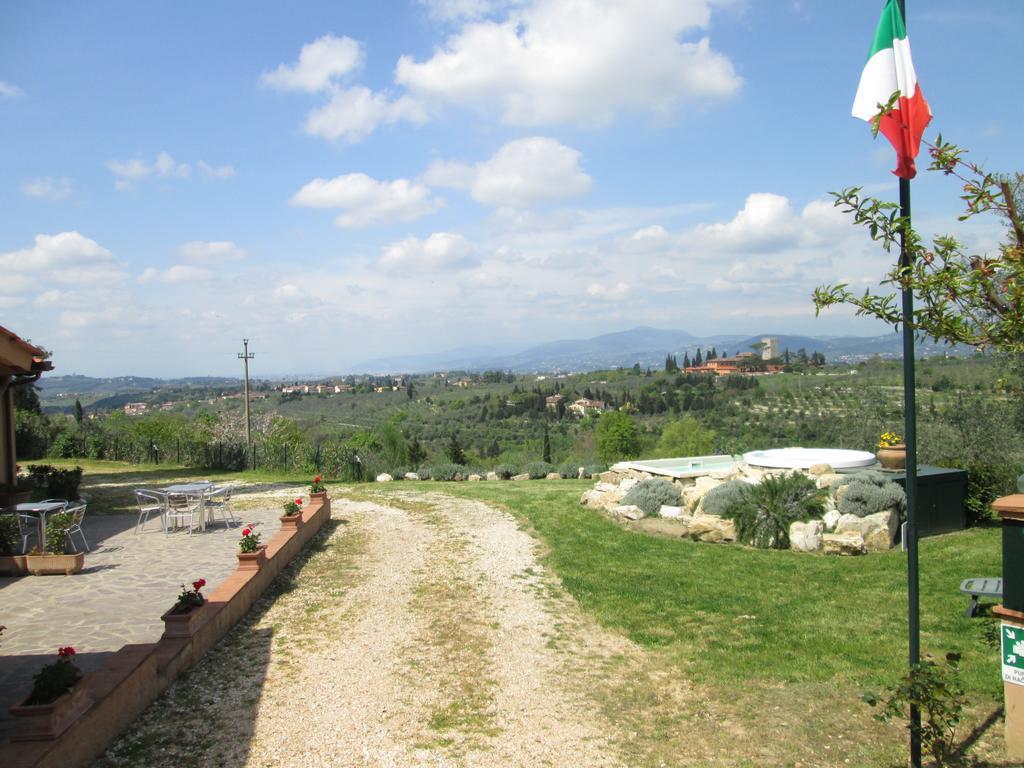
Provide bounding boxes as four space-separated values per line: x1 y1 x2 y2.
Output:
612 455 739 479
742 447 876 470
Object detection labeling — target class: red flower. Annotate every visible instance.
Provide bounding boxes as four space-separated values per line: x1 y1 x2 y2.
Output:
192 579 206 591
295 498 303 505
242 528 251 537
58 646 76 658
313 475 322 483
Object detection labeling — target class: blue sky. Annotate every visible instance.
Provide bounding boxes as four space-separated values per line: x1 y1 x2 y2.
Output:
2 0 1021 377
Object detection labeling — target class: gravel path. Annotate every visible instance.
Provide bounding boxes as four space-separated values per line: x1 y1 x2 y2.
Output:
94 491 672 768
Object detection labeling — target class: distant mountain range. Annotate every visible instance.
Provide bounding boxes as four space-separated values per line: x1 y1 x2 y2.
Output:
36 326 964 406
349 325 963 373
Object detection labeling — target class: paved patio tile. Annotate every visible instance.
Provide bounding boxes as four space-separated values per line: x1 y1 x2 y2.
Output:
0 501 283 742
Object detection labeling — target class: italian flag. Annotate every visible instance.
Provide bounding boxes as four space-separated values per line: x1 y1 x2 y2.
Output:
852 0 932 179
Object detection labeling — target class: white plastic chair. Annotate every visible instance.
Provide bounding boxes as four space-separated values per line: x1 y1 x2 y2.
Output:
134 489 168 533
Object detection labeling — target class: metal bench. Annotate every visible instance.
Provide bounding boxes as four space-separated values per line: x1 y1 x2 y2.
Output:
959 577 1003 618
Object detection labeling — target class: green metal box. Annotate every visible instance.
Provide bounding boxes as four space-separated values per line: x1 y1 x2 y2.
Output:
889 465 967 538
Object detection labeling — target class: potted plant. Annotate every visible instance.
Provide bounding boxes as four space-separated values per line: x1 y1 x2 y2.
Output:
236 523 266 571
25 512 85 575
280 497 304 531
876 431 907 470
161 578 208 638
0 514 27 575
8 646 87 741
309 475 327 501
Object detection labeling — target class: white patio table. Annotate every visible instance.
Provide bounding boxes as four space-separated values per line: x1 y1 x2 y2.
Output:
15 500 69 549
161 482 214 532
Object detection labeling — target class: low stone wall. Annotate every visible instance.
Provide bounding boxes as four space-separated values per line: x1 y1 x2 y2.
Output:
0 496 331 768
581 463 901 555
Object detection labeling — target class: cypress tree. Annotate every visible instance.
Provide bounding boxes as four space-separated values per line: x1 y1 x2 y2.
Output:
542 424 552 463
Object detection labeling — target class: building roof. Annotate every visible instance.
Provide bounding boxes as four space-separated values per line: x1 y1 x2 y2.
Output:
0 324 53 377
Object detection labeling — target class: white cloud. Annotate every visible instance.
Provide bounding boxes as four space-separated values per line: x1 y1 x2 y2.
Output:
33 290 68 307
425 136 590 207
586 281 631 299
273 284 303 301
108 152 226 190
379 232 477 272
290 173 444 228
418 0 506 21
22 177 73 201
263 35 425 143
695 193 798 251
261 34 362 93
197 160 236 179
138 265 212 284
304 86 426 143
396 0 741 125
177 241 247 263
0 231 115 271
0 80 23 98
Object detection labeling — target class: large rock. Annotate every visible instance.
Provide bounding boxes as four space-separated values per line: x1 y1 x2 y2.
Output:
546 472 562 480
577 467 586 480
817 473 844 489
682 476 724 511
822 532 866 556
376 473 393 483
618 477 641 493
835 509 898 551
404 472 420 481
580 489 606 507
614 504 646 521
835 483 851 504
485 471 499 481
468 474 482 481
594 482 618 493
808 463 834 476
686 514 736 544
822 509 842 532
659 505 686 519
596 470 622 484
790 520 824 552
511 473 530 481
634 517 690 538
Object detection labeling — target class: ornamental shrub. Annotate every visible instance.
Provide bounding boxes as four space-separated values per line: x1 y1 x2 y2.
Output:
44 511 75 554
838 480 907 519
621 478 682 518
582 465 606 479
430 463 466 481
558 462 581 479
699 480 752 517
723 473 825 549
0 514 19 555
416 466 432 480
831 470 891 489
493 464 517 480
523 461 553 479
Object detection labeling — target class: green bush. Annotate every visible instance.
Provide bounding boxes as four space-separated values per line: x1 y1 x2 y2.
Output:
558 462 581 479
700 480 752 517
0 515 20 555
390 466 409 480
944 459 1019 526
416 466 432 480
582 464 606 479
838 480 906 519
430 463 466 481
26 464 83 500
830 470 890 489
44 511 75 554
523 461 553 479
493 464 517 480
723 473 825 549
621 478 682 518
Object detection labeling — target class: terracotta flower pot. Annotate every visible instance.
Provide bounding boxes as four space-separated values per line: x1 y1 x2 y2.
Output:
236 545 267 572
0 554 28 576
279 513 304 531
8 685 88 741
876 444 907 470
25 552 85 576
309 491 327 504
160 603 206 639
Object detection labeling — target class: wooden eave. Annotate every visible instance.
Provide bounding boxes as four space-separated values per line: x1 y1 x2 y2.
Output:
0 324 51 376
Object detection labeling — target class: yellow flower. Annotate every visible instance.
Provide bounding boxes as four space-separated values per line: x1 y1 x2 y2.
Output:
877 431 902 449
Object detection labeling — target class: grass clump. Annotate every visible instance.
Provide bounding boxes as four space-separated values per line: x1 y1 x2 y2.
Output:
722 473 825 549
621 478 682 518
523 461 553 479
430 463 467 481
699 479 751 516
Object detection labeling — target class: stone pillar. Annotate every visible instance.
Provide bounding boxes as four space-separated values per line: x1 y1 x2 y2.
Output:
992 494 1024 760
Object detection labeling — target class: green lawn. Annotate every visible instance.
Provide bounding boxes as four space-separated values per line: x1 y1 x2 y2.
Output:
421 481 1003 700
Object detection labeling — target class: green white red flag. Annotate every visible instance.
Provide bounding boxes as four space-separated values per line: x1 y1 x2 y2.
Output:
852 0 932 179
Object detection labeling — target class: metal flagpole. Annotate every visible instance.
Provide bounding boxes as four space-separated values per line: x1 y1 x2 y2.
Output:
896 6 921 768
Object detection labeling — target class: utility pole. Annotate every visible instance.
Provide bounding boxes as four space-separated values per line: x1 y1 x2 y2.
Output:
238 339 254 458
